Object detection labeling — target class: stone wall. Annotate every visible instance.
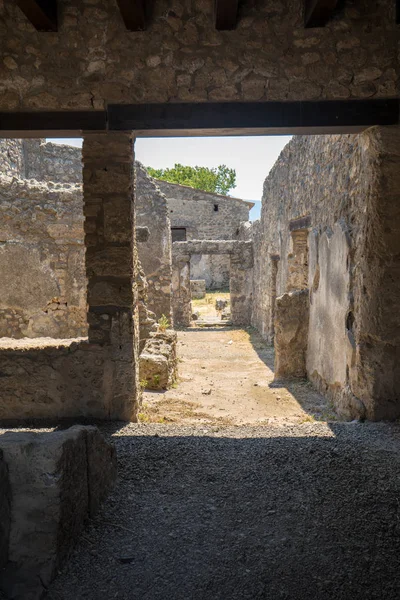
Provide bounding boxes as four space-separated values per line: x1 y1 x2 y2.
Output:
158 179 252 289
0 175 87 339
23 139 82 183
0 426 116 598
251 126 400 420
0 1 398 110
0 338 109 420
0 140 25 178
0 138 82 183
136 164 172 321
0 133 141 422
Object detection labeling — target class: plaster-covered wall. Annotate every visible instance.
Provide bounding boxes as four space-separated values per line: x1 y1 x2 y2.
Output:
158 179 251 289
251 127 400 420
0 1 398 110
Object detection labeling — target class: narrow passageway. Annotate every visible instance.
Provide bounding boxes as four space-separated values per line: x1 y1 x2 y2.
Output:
141 327 332 426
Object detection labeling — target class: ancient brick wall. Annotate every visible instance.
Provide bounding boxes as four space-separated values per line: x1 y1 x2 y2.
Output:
0 1 398 110
158 180 251 289
251 127 400 420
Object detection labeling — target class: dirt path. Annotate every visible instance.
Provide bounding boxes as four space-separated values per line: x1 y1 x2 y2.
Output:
48 421 400 600
141 327 333 426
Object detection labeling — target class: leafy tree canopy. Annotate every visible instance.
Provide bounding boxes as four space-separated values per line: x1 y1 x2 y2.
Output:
146 163 237 195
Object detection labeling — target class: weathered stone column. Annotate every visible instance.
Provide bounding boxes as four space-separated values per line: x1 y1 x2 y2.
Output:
171 254 191 327
82 133 139 420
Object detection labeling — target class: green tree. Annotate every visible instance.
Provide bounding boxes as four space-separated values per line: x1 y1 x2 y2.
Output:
146 163 236 195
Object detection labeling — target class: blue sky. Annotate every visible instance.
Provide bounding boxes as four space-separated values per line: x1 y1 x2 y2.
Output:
51 136 292 221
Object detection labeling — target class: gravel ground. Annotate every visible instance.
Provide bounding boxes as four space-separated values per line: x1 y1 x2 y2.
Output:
47 421 400 600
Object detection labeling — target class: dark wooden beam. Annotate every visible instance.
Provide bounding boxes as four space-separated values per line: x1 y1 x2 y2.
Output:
0 111 106 136
107 99 400 136
305 0 339 27
16 0 57 31
116 0 146 31
215 0 239 30
0 100 398 137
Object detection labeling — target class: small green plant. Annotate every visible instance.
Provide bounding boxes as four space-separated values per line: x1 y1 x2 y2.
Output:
140 379 148 390
299 414 316 424
153 374 160 386
158 314 170 332
138 412 150 423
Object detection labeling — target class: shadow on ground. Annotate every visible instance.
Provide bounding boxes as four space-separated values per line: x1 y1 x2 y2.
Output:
48 422 400 600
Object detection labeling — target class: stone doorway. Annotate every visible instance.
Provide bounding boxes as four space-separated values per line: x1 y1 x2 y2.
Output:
171 240 253 328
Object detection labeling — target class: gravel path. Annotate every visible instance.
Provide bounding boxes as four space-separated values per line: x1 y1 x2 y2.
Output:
48 421 400 599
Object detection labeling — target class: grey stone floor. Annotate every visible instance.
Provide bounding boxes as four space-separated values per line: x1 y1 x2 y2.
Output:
48 421 400 600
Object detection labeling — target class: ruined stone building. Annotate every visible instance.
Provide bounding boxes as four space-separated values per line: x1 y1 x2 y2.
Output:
0 0 398 427
0 0 400 595
157 179 253 288
0 139 173 340
249 128 400 421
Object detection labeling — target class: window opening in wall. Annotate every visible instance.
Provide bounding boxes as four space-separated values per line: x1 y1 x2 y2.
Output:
171 227 187 242
214 204 219 212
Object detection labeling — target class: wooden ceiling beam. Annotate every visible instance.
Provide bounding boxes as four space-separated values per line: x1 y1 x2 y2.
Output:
304 0 339 27
215 0 239 30
16 0 57 31
116 0 146 31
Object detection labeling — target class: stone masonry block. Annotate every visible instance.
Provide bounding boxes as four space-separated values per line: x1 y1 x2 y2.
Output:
274 289 310 379
0 426 117 600
190 279 206 299
104 199 133 243
88 279 133 307
140 330 177 390
86 247 132 278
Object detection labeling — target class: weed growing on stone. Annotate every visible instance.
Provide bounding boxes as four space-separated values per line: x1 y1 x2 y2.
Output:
158 314 170 332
